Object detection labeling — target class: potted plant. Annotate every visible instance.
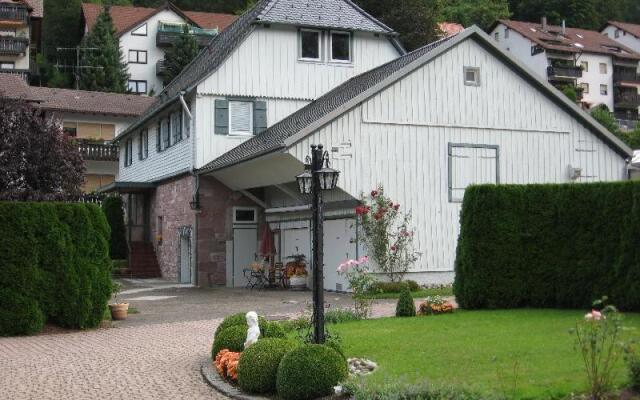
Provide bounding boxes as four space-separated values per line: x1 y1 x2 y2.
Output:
286 254 308 290
108 282 129 320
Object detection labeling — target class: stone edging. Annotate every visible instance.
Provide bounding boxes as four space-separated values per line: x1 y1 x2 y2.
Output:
201 360 272 400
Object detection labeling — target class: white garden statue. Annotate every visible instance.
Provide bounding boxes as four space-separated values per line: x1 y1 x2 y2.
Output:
244 311 260 348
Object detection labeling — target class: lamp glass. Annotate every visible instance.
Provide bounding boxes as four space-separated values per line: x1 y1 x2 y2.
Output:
318 167 340 190
296 170 313 194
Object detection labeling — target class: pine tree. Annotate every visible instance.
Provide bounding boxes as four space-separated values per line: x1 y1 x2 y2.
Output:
395 286 416 317
162 25 200 84
79 8 128 93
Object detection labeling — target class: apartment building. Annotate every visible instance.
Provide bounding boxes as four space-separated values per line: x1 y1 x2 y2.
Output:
0 0 42 81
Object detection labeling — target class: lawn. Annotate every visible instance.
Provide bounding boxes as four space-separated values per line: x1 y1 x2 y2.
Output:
365 286 453 299
333 309 640 399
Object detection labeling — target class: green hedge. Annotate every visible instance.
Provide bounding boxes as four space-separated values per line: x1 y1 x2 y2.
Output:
0 202 112 335
454 182 640 311
102 197 127 260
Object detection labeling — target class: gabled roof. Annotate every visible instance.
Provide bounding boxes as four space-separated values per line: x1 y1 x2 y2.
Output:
201 26 632 172
117 0 402 141
0 74 155 117
495 19 640 60
606 21 640 39
81 3 237 38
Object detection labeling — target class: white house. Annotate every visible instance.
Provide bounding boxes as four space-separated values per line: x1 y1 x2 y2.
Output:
0 0 42 81
109 1 632 290
81 2 236 95
490 19 640 123
602 21 640 53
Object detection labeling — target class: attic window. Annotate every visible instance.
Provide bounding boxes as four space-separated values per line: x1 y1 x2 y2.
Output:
299 29 321 61
330 31 351 63
464 67 480 86
132 23 147 36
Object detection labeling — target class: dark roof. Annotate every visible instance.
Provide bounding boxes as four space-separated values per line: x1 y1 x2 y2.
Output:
200 35 456 171
257 0 393 33
118 0 402 141
496 19 640 59
607 21 640 39
0 74 155 117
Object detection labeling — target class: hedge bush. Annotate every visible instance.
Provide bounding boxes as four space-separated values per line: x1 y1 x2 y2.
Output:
371 280 420 293
237 338 298 394
276 344 348 400
0 202 112 335
212 324 247 359
454 182 640 311
262 321 286 339
102 196 127 260
214 312 268 337
395 287 416 317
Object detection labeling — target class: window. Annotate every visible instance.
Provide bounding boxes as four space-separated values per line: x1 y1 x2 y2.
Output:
600 84 608 96
138 129 148 160
581 61 589 72
156 122 162 152
233 207 257 224
448 143 499 202
330 31 351 62
128 80 147 94
0 61 14 69
161 118 170 148
599 63 607 74
63 123 77 137
124 138 133 167
128 50 147 64
183 110 190 137
494 32 500 41
615 29 620 38
504 28 509 39
132 23 147 36
464 67 480 86
579 82 590 94
171 112 182 143
299 29 321 61
229 101 253 135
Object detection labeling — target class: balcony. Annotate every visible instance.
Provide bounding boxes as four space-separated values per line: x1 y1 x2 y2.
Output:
614 69 640 84
78 141 119 162
0 67 29 80
156 59 166 76
0 36 28 55
156 22 217 48
614 92 640 109
547 65 583 79
0 4 28 25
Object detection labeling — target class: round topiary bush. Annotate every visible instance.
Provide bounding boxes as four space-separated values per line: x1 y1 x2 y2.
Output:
395 287 416 317
237 338 298 394
214 312 268 337
212 324 246 359
276 344 348 400
262 321 286 339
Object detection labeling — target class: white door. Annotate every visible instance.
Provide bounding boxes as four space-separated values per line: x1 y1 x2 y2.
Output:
323 219 357 292
233 227 257 287
282 227 311 265
179 235 191 284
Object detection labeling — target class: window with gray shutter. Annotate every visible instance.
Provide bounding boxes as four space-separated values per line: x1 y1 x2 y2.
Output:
229 101 253 135
253 101 267 135
448 143 499 202
214 100 229 135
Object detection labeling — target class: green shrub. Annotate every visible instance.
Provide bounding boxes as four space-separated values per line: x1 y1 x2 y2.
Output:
395 287 416 317
276 344 348 400
628 353 640 392
214 312 268 337
212 324 246 359
325 308 362 324
454 182 640 311
238 338 298 394
0 202 112 335
372 280 420 293
263 321 286 338
343 380 495 400
102 197 127 260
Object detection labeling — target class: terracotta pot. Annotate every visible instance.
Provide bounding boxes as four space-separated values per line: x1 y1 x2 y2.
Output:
109 303 129 320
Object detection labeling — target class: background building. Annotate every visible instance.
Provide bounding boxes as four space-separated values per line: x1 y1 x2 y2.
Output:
0 0 42 81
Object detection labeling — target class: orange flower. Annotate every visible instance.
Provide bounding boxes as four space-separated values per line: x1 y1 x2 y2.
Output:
214 349 242 381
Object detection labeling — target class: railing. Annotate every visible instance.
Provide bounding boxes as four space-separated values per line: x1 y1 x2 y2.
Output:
615 118 639 132
547 65 583 79
78 141 119 162
156 23 217 48
156 59 166 76
0 67 29 79
614 92 640 109
0 4 29 24
0 36 28 55
613 69 640 83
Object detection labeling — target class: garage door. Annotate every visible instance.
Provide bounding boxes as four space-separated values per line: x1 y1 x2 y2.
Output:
322 219 357 292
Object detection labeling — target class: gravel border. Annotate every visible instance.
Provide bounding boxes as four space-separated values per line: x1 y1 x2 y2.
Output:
201 360 272 400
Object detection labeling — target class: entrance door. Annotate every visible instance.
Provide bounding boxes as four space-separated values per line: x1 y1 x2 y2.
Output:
233 227 257 287
179 234 191 283
323 219 357 292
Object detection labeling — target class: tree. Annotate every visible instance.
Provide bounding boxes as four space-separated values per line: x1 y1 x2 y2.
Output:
0 101 85 201
43 0 83 62
102 197 127 260
79 8 129 93
355 0 442 51
441 0 511 30
162 25 200 84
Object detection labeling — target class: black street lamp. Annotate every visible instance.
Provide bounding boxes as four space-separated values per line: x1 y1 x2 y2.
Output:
296 144 340 344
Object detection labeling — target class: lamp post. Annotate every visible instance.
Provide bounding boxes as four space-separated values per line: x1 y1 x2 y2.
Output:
296 144 340 344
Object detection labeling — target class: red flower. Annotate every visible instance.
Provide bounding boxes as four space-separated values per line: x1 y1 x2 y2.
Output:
380 207 387 213
388 202 394 207
374 213 382 221
355 206 367 216
371 190 378 197
391 245 397 252
393 204 400 211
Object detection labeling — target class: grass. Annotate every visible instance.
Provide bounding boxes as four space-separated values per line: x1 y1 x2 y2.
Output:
332 309 640 399
365 286 453 299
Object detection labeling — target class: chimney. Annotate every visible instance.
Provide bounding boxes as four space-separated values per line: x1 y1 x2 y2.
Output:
541 16 548 31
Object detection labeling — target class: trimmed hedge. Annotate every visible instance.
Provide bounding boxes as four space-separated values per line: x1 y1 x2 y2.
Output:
237 338 298 394
212 325 247 359
0 202 112 335
276 344 348 400
102 196 127 260
214 312 268 338
371 280 420 293
454 182 640 311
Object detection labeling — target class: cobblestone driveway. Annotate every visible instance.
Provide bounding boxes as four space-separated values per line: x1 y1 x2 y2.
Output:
0 319 223 400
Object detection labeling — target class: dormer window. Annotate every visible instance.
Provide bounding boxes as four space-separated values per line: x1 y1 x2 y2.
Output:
330 31 351 63
132 23 147 36
299 29 321 61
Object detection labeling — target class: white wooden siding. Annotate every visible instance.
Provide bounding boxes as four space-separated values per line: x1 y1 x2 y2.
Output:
288 38 628 280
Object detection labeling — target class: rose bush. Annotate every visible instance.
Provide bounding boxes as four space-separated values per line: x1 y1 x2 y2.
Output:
338 256 376 318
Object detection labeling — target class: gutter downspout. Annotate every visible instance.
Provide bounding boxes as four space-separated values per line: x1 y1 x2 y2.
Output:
181 91 199 286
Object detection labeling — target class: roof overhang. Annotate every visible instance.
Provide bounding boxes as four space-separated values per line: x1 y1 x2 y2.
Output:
98 181 157 194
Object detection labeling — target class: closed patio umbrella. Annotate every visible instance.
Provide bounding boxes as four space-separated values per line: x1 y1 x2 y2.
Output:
258 225 276 257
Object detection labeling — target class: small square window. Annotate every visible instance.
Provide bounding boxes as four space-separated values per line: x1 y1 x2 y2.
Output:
581 61 589 72
330 31 351 62
464 67 480 86
504 28 510 39
229 101 253 135
599 63 607 74
233 207 257 224
600 84 608 96
300 29 321 61
494 32 500 41
579 82 589 94
128 50 147 64
615 29 620 38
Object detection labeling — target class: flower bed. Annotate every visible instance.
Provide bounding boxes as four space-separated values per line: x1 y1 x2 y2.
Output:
418 296 454 316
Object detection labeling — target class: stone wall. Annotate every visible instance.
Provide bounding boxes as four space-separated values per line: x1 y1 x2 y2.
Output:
150 174 196 281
